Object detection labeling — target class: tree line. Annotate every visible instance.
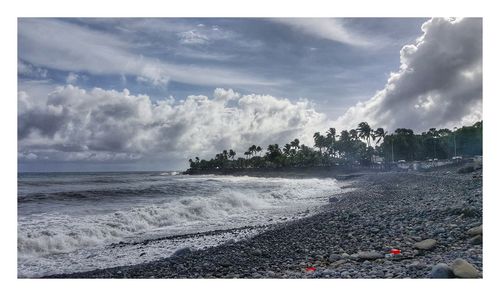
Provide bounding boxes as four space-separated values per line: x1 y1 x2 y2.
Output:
187 121 482 172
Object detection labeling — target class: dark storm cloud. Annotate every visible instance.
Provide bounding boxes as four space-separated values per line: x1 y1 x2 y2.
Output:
336 18 482 132
18 105 69 139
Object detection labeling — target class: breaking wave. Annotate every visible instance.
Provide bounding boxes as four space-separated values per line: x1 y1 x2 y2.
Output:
18 175 340 258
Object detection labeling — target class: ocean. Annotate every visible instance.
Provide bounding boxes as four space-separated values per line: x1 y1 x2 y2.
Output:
18 171 341 277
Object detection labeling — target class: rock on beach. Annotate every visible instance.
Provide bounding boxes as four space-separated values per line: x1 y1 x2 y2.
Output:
467 225 482 236
451 258 481 278
430 263 454 278
356 251 384 260
171 247 192 257
414 239 437 250
470 235 482 245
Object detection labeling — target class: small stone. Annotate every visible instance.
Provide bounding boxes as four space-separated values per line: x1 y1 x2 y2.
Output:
203 262 211 268
251 248 263 256
451 258 481 278
349 254 359 260
430 263 454 278
329 196 340 202
171 247 191 257
467 225 482 236
341 252 350 258
373 270 385 278
432 228 446 235
330 259 347 268
414 239 437 250
470 235 482 245
408 261 426 270
328 254 342 262
357 251 384 260
220 260 231 267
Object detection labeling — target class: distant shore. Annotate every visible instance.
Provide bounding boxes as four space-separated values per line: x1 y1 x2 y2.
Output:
183 165 383 179
182 159 476 178
47 163 482 279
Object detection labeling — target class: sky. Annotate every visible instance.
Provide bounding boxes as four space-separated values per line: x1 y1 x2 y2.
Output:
18 18 482 172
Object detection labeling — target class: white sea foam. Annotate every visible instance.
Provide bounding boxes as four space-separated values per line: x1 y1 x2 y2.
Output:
159 171 180 176
19 196 260 255
18 174 341 276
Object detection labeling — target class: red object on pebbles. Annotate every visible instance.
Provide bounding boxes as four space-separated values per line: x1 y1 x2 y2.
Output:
305 267 316 272
390 249 401 255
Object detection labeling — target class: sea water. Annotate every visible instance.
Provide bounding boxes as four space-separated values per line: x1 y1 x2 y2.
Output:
18 172 341 277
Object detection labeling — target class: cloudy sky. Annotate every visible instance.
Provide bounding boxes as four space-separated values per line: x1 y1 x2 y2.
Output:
18 18 482 171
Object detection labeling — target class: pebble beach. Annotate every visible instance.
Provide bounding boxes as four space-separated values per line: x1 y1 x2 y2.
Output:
47 163 483 279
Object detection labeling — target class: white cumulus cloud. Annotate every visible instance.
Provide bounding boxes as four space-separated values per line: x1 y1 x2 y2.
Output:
65 72 79 84
18 86 329 165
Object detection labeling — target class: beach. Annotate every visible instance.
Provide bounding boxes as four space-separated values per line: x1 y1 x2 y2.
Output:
46 163 483 278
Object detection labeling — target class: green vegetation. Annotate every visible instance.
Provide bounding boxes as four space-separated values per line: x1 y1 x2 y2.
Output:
187 121 482 172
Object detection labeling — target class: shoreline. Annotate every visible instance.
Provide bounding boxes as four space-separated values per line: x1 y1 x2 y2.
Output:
45 164 482 279
183 166 379 178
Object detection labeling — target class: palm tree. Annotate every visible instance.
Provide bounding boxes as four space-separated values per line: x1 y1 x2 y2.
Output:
326 128 336 157
267 144 280 153
373 128 387 145
357 122 372 146
250 145 257 156
349 129 358 141
246 146 253 157
229 149 236 160
256 146 262 156
283 143 292 155
313 132 326 154
340 130 350 142
266 144 282 166
338 130 351 159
